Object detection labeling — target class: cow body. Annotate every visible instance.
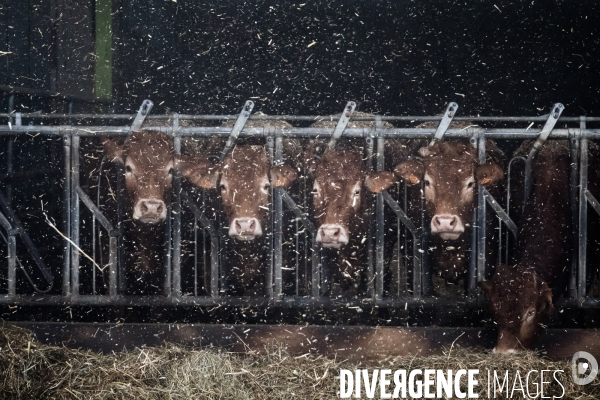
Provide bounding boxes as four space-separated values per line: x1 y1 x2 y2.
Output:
394 122 505 286
304 114 402 296
102 129 210 293
184 117 299 294
479 140 597 352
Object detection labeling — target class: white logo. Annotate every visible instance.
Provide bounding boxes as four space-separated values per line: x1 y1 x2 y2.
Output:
572 351 598 386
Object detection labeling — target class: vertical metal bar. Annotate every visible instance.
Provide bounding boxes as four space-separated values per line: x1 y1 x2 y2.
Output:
273 135 284 297
172 117 182 297
415 180 426 299
468 207 478 293
62 133 72 296
578 136 589 299
266 136 274 297
365 136 375 298
569 126 581 298
476 136 487 288
194 214 198 296
375 134 385 299
108 235 117 297
210 229 219 297
70 134 80 297
7 233 16 297
116 167 126 294
6 94 14 202
163 204 172 296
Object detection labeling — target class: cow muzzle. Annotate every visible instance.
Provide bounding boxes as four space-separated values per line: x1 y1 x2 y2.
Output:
133 199 167 224
316 224 349 249
229 217 263 241
431 213 464 240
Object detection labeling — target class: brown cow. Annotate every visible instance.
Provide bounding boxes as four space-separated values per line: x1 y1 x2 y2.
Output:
393 122 505 283
102 129 210 292
304 113 402 294
181 117 299 293
478 140 597 353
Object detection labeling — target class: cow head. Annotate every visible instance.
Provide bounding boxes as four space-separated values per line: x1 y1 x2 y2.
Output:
394 141 503 240
103 130 211 224
304 145 398 249
478 266 553 353
182 144 297 241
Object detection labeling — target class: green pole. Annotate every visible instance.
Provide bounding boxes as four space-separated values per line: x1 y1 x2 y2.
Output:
95 0 112 99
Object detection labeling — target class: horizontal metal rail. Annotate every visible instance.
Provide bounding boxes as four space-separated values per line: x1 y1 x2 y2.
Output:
2 112 600 123
2 126 600 139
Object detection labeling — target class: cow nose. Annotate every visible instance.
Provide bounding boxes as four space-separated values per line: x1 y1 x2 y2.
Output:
316 224 349 248
141 200 164 216
229 217 263 240
433 215 457 230
134 198 167 223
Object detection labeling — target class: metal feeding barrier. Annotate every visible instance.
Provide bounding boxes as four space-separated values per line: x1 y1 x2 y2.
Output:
0 98 600 310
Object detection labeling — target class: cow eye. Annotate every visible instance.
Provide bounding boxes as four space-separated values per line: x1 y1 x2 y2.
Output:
264 183 271 191
424 179 430 186
353 189 360 196
467 180 475 188
168 168 174 176
220 184 227 192
125 165 132 174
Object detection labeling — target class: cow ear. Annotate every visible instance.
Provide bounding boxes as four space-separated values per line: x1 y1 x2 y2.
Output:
270 165 298 188
176 156 220 189
394 160 424 185
476 163 504 186
537 281 554 315
102 137 124 164
365 171 397 193
478 280 494 297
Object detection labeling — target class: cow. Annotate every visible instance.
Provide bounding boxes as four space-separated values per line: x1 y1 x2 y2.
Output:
180 116 300 294
303 113 403 295
393 121 505 285
102 129 210 292
478 140 599 353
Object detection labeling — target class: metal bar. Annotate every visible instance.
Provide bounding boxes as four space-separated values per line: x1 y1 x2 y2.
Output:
7 112 600 123
163 204 172 297
365 136 375 299
523 103 565 203
218 100 254 161
75 187 116 233
381 191 422 299
7 233 16 296
578 137 589 299
5 126 600 139
476 136 487 293
482 188 517 238
569 127 581 298
281 191 317 235
181 192 220 298
0 191 53 284
273 136 284 297
0 294 489 308
116 163 126 294
6 94 14 202
327 101 356 149
62 133 72 296
375 134 385 299
265 136 275 297
71 134 80 296
504 156 526 264
129 100 153 132
172 118 182 298
585 190 600 217
108 235 117 297
430 102 458 145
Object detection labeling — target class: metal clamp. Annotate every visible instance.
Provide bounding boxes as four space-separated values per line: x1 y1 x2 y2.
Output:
129 99 154 132
523 103 564 203
219 100 254 161
430 102 459 146
327 101 356 150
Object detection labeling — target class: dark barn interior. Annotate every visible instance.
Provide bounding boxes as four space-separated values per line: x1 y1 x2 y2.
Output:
1 0 600 336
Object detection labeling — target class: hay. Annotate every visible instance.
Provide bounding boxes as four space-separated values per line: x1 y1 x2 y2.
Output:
1 322 598 399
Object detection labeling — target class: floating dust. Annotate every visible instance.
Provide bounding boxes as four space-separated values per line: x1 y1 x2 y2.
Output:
1 322 598 399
